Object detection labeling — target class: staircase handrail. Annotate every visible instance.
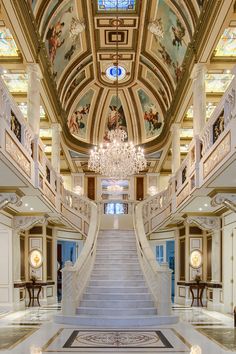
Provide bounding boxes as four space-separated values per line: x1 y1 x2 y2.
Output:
134 191 172 316
61 195 100 315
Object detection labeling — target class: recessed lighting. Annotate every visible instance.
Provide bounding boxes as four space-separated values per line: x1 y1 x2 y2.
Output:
30 207 34 211
3 69 8 74
198 207 203 211
24 203 28 207
204 203 208 207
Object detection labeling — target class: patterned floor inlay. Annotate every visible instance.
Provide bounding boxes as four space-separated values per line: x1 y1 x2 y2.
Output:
0 326 38 350
42 329 191 352
197 328 236 351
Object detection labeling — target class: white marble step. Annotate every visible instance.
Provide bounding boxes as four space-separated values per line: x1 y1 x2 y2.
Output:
94 263 140 269
90 273 144 280
83 293 152 301
94 259 139 265
92 269 142 276
79 300 154 308
96 246 137 251
95 254 138 260
54 314 179 327
89 279 146 287
86 286 149 294
76 307 157 316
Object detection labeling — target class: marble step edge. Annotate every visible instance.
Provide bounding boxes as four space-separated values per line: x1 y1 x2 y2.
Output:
54 314 179 327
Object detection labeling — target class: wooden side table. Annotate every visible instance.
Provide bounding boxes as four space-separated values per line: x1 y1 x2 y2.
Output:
189 283 205 307
26 282 42 307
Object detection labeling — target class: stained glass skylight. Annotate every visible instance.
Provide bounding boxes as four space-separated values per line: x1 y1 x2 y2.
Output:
205 73 234 93
98 0 136 11
0 28 18 56
215 28 236 57
2 73 28 93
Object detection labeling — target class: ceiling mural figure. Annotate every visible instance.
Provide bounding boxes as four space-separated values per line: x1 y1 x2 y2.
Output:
150 0 189 83
104 96 128 142
45 0 83 82
137 89 163 140
67 89 94 141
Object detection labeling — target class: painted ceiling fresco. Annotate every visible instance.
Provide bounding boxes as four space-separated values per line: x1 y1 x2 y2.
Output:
31 0 202 151
67 89 94 141
104 96 128 142
149 0 189 84
44 0 83 82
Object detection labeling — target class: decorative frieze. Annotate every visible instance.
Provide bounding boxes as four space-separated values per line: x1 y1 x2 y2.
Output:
13 215 48 231
186 216 221 231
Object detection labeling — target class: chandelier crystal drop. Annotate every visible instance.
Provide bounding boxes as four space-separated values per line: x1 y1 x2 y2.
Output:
88 129 147 179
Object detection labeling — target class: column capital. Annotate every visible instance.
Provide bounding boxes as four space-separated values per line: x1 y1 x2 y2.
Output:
51 122 62 131
0 193 22 210
190 63 207 80
26 63 42 79
211 193 236 213
186 216 221 231
170 122 181 134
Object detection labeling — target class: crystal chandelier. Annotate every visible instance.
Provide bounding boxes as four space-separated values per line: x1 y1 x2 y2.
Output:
88 129 147 179
88 3 147 179
148 19 164 39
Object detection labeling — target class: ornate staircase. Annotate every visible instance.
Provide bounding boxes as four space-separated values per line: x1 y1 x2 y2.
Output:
55 229 178 327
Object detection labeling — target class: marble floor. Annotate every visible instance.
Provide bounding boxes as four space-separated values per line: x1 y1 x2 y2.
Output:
0 305 235 354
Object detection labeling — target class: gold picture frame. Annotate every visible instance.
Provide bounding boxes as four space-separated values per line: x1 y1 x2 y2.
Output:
29 249 43 269
190 249 202 269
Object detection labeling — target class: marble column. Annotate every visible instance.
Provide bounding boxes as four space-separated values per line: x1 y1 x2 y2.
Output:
27 63 42 136
191 63 206 137
13 230 21 283
211 230 221 283
171 123 181 175
51 123 61 174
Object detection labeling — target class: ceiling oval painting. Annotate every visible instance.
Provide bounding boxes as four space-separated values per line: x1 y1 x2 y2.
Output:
149 0 189 84
137 89 163 141
103 96 128 142
44 0 84 83
67 88 94 142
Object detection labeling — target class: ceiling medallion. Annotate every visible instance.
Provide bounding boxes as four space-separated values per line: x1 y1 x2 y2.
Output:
88 129 147 179
106 65 126 81
110 18 124 27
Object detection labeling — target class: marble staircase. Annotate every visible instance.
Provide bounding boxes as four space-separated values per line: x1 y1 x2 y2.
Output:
55 229 178 327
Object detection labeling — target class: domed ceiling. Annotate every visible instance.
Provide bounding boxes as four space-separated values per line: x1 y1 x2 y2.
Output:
32 0 203 153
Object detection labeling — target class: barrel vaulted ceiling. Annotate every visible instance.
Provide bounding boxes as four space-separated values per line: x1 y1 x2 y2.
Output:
31 0 203 152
